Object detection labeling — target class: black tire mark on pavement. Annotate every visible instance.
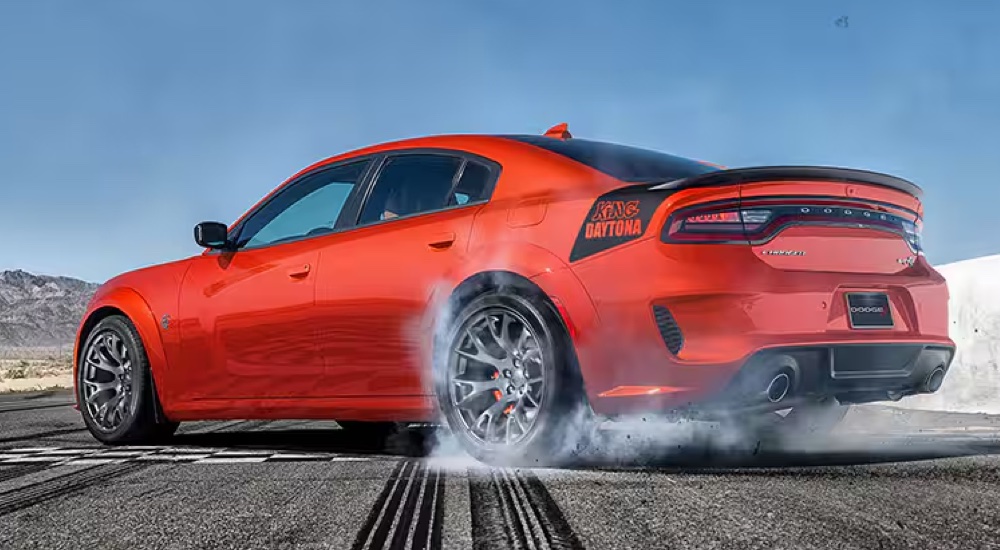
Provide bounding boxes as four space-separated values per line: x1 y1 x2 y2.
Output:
351 460 446 550
410 465 445 550
0 427 87 444
0 465 48 484
0 462 148 516
519 470 585 550
470 468 585 550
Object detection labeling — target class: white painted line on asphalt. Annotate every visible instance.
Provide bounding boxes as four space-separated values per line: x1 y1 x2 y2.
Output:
70 458 127 465
212 450 277 456
137 454 212 461
2 456 69 463
89 451 149 458
3 447 61 453
329 457 372 462
156 447 226 454
268 453 330 460
43 449 95 455
192 457 270 464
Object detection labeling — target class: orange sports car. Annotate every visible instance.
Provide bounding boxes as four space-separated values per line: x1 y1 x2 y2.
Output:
74 124 955 464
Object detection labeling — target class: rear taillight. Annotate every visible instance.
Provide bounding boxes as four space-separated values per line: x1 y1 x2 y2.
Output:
902 219 924 255
662 200 923 253
665 208 771 243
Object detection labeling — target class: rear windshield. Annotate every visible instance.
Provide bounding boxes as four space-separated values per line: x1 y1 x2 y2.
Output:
501 135 720 183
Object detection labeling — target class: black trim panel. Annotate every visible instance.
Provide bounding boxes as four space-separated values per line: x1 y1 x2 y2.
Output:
568 184 670 262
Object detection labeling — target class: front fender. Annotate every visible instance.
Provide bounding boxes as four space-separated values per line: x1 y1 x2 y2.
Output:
73 287 169 402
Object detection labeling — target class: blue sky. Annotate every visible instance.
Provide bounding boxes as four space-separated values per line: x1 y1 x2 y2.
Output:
1 1 998 283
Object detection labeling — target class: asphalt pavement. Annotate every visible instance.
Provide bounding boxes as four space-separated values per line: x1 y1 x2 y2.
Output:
1 389 999 550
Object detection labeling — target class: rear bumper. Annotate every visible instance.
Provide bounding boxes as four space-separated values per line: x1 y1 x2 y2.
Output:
566 239 954 417
690 342 955 417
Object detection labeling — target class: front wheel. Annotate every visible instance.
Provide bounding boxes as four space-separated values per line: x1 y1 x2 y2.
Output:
435 290 592 466
77 315 178 444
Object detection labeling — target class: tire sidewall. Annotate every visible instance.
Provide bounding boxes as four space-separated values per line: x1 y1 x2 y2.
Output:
77 316 151 443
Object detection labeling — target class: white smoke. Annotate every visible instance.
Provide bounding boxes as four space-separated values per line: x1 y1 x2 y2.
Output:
410 244 1000 469
411 254 774 469
897 254 1000 414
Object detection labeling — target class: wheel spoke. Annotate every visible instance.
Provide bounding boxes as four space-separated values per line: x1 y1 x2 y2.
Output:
84 380 119 393
453 377 503 408
86 356 123 376
522 391 540 408
477 399 507 442
456 347 503 369
104 334 124 364
515 327 529 353
512 408 529 433
488 313 516 355
115 393 129 417
522 347 541 364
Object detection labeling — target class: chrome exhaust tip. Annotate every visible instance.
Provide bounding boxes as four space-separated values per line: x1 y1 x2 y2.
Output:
766 372 792 403
923 366 946 393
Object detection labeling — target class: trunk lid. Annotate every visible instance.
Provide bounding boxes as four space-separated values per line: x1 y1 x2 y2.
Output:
657 166 924 275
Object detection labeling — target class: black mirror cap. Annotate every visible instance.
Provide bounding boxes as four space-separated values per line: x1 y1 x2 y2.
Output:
194 222 231 250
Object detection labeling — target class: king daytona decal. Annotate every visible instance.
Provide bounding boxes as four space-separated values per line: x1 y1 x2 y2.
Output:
584 200 643 239
569 186 669 262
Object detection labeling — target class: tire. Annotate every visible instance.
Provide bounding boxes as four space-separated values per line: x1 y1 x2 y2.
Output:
434 288 592 466
744 398 850 444
77 315 179 444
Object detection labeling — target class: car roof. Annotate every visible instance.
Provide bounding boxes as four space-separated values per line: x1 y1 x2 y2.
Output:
285 131 718 201
286 134 621 201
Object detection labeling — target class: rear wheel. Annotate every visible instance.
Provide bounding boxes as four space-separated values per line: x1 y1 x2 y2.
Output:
435 289 591 466
77 315 178 444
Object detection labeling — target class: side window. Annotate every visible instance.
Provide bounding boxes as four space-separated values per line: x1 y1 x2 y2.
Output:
358 154 462 224
449 160 492 206
235 160 369 249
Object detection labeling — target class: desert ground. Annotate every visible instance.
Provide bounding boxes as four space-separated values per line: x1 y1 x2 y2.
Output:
0 347 73 394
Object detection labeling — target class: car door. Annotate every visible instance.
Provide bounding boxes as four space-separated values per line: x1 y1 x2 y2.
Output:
314 151 499 397
176 159 374 401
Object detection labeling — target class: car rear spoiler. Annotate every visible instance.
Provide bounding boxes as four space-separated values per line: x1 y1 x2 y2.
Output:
650 166 923 199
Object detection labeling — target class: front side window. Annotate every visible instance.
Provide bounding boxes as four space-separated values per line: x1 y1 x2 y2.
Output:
358 154 463 224
235 160 369 249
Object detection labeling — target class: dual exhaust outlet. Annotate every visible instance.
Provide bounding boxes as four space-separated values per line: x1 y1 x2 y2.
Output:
758 360 947 405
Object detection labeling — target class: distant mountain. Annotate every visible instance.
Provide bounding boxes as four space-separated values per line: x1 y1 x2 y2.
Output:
0 270 99 349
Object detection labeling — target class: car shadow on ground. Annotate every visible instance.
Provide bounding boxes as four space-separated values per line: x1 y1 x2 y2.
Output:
166 424 1000 471
169 425 438 458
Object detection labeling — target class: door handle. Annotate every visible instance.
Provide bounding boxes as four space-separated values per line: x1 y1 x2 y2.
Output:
428 232 456 250
287 264 311 278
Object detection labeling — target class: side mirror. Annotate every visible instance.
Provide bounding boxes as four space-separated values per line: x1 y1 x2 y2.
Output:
194 222 231 250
